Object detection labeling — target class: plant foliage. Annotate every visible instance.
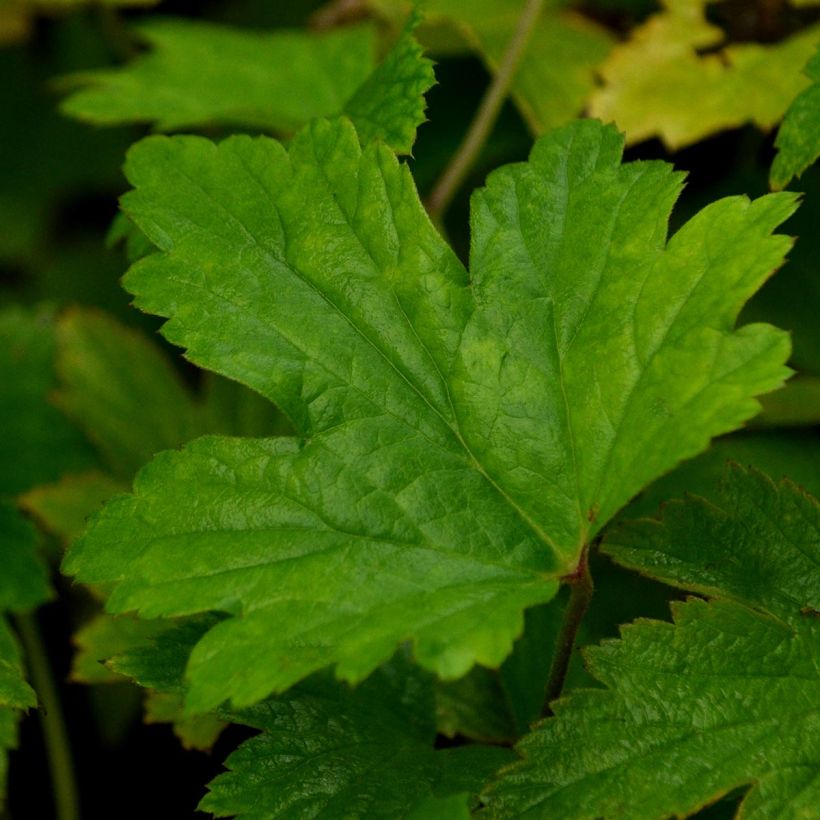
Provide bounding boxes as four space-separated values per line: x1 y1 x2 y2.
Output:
2 1 819 817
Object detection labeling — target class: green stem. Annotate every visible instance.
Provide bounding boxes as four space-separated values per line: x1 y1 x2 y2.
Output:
14 612 80 820
425 0 546 222
541 550 594 717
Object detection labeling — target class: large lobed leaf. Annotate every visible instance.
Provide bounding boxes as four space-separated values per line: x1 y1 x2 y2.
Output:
486 467 820 818
65 117 795 713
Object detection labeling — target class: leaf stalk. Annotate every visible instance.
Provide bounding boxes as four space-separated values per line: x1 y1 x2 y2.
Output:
541 549 594 717
425 0 546 222
14 611 80 820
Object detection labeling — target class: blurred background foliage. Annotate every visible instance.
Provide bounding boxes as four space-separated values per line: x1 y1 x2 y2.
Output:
1 0 818 817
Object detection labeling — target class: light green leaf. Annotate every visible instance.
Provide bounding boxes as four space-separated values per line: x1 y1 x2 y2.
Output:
344 9 435 154
0 306 94 495
61 20 375 133
200 654 513 819
66 117 794 712
485 467 820 819
771 45 820 189
60 15 434 153
590 0 820 149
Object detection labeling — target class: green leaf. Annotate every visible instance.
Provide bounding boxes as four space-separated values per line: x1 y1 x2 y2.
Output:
344 9 435 155
771 45 820 190
70 612 170 685
0 502 50 614
605 466 820 613
61 20 375 132
0 618 34 806
0 503 48 807
20 471 125 545
436 665 517 744
50 309 286 483
66 117 794 712
200 654 513 819
53 309 208 478
754 376 820 427
371 0 613 134
0 306 94 495
60 15 434 153
625 430 820 519
589 0 820 149
485 467 820 818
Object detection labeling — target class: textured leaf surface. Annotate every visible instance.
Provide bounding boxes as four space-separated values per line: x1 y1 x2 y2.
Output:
590 0 820 149
772 45 820 189
200 654 513 819
66 117 795 712
344 10 434 154
486 467 820 818
61 16 433 153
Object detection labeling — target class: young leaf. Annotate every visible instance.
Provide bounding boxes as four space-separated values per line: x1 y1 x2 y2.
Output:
65 117 795 713
590 0 820 149
343 9 435 155
485 467 820 818
200 654 513 819
771 45 820 190
60 15 434 154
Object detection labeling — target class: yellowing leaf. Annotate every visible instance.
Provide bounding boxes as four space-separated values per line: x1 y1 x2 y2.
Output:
590 0 820 148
